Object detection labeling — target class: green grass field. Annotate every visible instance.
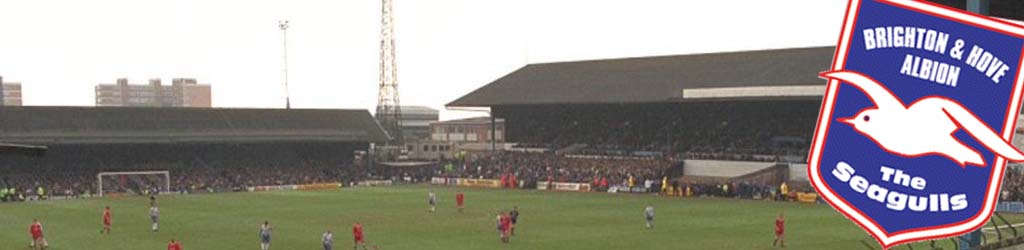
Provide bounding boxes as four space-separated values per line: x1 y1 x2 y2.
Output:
0 185 1003 249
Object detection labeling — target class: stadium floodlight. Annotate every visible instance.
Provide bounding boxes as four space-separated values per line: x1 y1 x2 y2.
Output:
279 20 291 109
97 171 171 197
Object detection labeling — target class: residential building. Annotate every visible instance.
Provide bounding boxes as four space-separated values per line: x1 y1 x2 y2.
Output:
1 76 23 106
95 78 211 107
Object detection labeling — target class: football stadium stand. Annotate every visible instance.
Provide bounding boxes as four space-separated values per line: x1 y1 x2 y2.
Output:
446 47 831 190
0 107 387 201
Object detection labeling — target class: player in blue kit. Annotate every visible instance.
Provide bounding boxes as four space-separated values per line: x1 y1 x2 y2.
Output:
322 230 333 250
428 191 436 213
259 221 272 250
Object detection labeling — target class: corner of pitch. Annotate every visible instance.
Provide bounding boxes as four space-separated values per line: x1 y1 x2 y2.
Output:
831 161 967 212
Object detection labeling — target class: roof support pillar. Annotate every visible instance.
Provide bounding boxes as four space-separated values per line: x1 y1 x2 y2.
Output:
491 115 497 152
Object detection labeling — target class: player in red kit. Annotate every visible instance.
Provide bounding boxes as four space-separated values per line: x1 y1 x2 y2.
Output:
29 219 47 250
455 191 465 213
500 213 512 243
353 222 367 250
167 239 182 250
101 206 112 234
772 212 785 248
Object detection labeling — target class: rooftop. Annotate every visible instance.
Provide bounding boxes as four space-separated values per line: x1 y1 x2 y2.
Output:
448 46 835 107
0 106 388 144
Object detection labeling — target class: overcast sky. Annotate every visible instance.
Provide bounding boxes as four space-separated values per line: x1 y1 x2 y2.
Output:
0 0 847 120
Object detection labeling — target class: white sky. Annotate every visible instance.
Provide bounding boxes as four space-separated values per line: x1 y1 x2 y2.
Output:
0 0 847 120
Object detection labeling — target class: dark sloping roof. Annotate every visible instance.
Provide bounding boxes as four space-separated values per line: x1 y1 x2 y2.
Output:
448 46 836 107
0 106 388 144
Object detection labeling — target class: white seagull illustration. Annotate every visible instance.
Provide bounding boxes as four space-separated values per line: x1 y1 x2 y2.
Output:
820 70 1024 167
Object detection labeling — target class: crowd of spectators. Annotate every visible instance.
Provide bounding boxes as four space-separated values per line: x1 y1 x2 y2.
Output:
1 171 95 201
0 142 371 202
9 152 1024 204
500 102 816 163
167 159 371 193
427 152 809 203
434 152 672 190
0 146 794 204
1001 166 1024 202
0 158 374 202
681 182 774 199
684 150 780 162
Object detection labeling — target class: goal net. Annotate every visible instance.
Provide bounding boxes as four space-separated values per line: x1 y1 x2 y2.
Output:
97 171 171 197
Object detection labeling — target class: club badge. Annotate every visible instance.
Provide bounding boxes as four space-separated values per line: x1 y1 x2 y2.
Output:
810 0 1024 247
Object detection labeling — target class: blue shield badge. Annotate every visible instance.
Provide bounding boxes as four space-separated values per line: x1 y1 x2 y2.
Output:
810 0 1024 247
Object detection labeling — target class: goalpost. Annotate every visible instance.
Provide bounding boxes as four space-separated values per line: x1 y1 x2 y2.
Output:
97 171 171 197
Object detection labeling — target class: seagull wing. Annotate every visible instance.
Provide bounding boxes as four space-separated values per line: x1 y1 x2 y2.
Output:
820 70 905 110
940 100 1024 162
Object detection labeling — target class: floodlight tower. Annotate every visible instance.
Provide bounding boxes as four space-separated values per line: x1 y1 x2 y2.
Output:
375 0 403 144
279 20 292 109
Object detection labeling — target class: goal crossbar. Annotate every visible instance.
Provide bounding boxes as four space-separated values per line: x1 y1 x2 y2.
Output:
97 171 170 197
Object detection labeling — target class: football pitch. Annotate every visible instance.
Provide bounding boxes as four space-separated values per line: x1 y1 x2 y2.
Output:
0 185 982 249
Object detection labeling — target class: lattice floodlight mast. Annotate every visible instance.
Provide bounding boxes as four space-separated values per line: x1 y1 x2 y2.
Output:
376 0 403 144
